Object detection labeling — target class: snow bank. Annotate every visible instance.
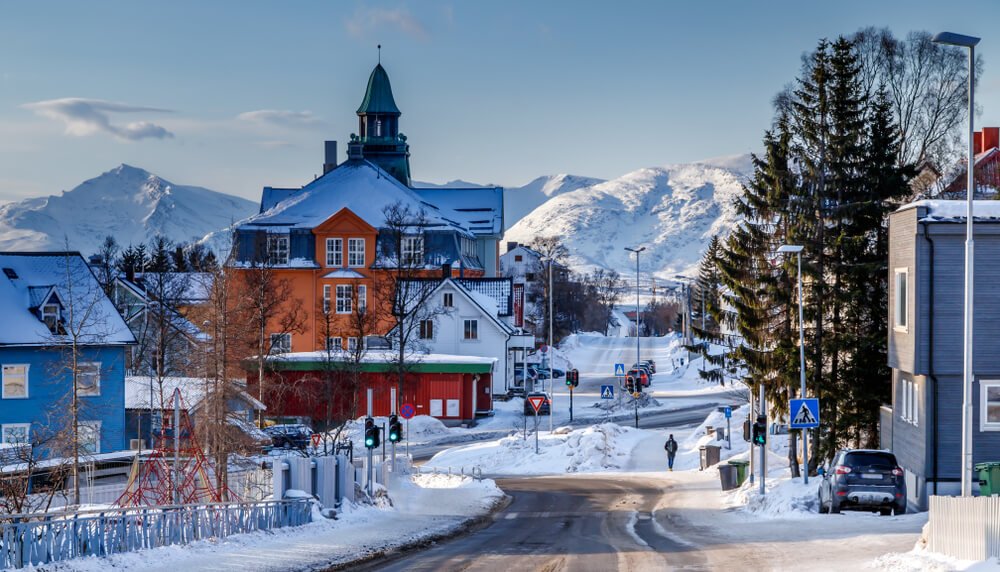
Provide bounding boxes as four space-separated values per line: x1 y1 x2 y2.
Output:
726 473 819 519
423 423 648 475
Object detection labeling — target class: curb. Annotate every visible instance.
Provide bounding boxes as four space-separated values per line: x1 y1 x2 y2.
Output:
319 493 513 571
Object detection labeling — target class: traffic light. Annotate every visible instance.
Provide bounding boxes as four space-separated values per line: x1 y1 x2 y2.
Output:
565 369 580 388
571 369 579 387
388 414 402 443
752 416 767 446
364 416 380 449
624 375 635 393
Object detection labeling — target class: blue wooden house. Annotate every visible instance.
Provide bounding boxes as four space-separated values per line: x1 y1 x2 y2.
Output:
0 252 136 459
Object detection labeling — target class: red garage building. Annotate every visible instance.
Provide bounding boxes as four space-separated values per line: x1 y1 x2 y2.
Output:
248 351 495 428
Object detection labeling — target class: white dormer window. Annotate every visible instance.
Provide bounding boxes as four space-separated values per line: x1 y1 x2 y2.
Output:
42 304 60 333
401 236 424 266
267 235 289 266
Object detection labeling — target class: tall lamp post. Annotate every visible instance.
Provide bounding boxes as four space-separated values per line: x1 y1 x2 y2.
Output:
778 244 807 484
933 31 980 497
625 247 645 429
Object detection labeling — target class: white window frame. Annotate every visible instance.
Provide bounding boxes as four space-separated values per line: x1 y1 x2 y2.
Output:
267 235 289 266
79 421 101 455
894 268 908 333
443 292 454 308
419 319 434 340
401 235 424 267
899 377 918 427
326 337 342 352
348 238 365 268
77 362 101 397
358 285 367 313
981 380 1000 431
347 337 359 352
270 333 291 354
463 319 479 341
2 364 29 399
325 238 343 267
42 303 61 333
322 284 331 314
1 423 30 445
336 285 353 314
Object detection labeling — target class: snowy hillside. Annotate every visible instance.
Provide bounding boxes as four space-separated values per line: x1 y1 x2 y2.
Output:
0 165 258 257
504 156 751 278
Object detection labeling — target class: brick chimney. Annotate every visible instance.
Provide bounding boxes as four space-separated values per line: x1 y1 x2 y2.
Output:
323 141 338 174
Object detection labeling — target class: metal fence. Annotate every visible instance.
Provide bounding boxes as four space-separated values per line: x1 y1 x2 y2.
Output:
0 498 312 569
928 495 1000 560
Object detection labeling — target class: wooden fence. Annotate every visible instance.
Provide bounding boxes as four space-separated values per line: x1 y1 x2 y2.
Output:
928 495 1000 560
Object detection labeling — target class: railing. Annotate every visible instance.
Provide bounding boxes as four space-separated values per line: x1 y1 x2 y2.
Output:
0 498 312 569
928 495 1000 560
415 464 484 481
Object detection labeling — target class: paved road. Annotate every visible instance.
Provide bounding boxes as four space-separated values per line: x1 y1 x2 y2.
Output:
357 476 707 572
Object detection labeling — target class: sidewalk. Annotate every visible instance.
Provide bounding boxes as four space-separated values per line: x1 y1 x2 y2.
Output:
46 474 505 572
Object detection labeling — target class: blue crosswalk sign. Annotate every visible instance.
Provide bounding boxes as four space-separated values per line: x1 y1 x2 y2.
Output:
614 363 625 377
789 398 820 429
601 385 614 399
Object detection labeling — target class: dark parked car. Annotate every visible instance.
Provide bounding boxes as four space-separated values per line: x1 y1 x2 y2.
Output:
641 359 656 373
628 368 651 387
632 363 654 380
535 366 564 379
818 449 906 515
523 392 551 416
264 424 313 450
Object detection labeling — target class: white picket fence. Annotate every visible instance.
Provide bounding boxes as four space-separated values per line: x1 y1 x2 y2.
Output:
928 495 1000 560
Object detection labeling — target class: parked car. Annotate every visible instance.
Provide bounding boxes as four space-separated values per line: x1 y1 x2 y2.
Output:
632 363 654 380
535 366 564 379
627 368 650 387
817 449 906 515
523 392 551 416
641 359 656 373
264 424 313 450
513 366 538 383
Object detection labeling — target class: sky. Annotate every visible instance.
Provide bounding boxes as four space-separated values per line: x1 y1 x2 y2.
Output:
1 0 999 203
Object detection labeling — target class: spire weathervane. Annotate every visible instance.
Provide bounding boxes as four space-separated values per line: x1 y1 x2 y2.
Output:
378 44 381 64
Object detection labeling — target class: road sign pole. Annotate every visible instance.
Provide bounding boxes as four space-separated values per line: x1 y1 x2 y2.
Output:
634 393 639 429
534 408 540 455
367 388 373 497
727 416 731 450
759 384 766 496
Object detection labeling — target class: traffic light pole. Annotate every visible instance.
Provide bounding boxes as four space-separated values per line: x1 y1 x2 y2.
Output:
569 385 574 422
390 388 397 468
366 388 373 497
759 385 766 496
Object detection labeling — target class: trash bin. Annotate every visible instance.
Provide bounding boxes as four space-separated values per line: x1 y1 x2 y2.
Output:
716 427 726 442
719 463 738 491
729 460 749 486
975 462 1000 496
700 444 721 470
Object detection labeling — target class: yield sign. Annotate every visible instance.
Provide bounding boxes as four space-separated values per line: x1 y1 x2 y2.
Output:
527 395 546 414
789 398 820 429
311 433 321 447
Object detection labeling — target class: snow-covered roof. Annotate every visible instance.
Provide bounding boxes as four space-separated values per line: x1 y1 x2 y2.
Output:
455 278 512 316
269 350 496 365
896 199 1000 222
413 186 504 236
123 272 213 303
242 160 474 236
322 269 366 279
0 252 135 346
125 376 265 411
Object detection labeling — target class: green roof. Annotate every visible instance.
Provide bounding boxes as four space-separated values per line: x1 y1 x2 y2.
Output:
357 64 401 115
264 360 493 374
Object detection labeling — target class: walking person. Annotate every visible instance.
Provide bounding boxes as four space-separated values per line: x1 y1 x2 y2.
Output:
664 434 678 471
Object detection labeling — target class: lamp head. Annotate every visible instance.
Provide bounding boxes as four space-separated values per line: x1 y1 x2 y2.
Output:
777 244 804 254
932 32 981 48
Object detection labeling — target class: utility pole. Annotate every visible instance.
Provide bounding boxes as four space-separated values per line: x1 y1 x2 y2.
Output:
759 385 767 496
625 246 645 430
548 259 554 434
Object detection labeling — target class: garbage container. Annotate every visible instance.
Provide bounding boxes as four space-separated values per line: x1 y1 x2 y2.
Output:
975 462 1000 496
719 463 738 491
729 460 749 486
716 427 726 442
700 444 722 470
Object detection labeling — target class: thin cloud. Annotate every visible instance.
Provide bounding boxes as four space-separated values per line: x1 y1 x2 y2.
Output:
346 7 428 41
21 98 173 141
237 110 322 128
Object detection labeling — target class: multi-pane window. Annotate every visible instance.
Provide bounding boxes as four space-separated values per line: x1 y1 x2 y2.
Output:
894 268 908 331
326 337 342 352
323 285 331 314
419 319 434 340
463 319 478 340
900 377 918 426
77 362 101 397
270 333 291 354
982 381 1000 431
443 293 454 308
326 238 343 267
358 285 367 313
79 421 100 455
401 236 424 266
348 238 365 267
42 303 61 333
347 337 359 352
2 365 28 399
336 285 353 314
267 235 289 265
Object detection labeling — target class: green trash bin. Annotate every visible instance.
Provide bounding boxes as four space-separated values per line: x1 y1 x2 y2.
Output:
975 462 1000 496
729 460 749 486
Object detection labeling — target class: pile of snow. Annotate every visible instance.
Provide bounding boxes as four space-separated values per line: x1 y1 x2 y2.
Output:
590 392 662 411
872 549 1000 571
727 474 819 519
339 415 451 446
423 423 648 475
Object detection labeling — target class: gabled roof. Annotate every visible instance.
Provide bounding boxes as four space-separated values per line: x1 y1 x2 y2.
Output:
357 64 401 115
455 278 512 316
240 160 474 237
399 278 515 336
0 252 135 346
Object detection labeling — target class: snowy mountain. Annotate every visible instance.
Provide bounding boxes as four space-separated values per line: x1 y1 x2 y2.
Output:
0 164 258 257
503 156 752 279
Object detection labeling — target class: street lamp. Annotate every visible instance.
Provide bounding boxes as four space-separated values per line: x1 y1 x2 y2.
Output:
625 246 645 429
778 244 807 485
933 31 980 497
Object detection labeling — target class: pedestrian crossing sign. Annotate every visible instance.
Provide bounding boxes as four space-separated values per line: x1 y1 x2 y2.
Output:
601 385 614 399
614 363 625 377
789 398 820 429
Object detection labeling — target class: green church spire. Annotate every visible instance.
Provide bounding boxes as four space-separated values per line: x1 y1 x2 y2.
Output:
352 52 411 186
